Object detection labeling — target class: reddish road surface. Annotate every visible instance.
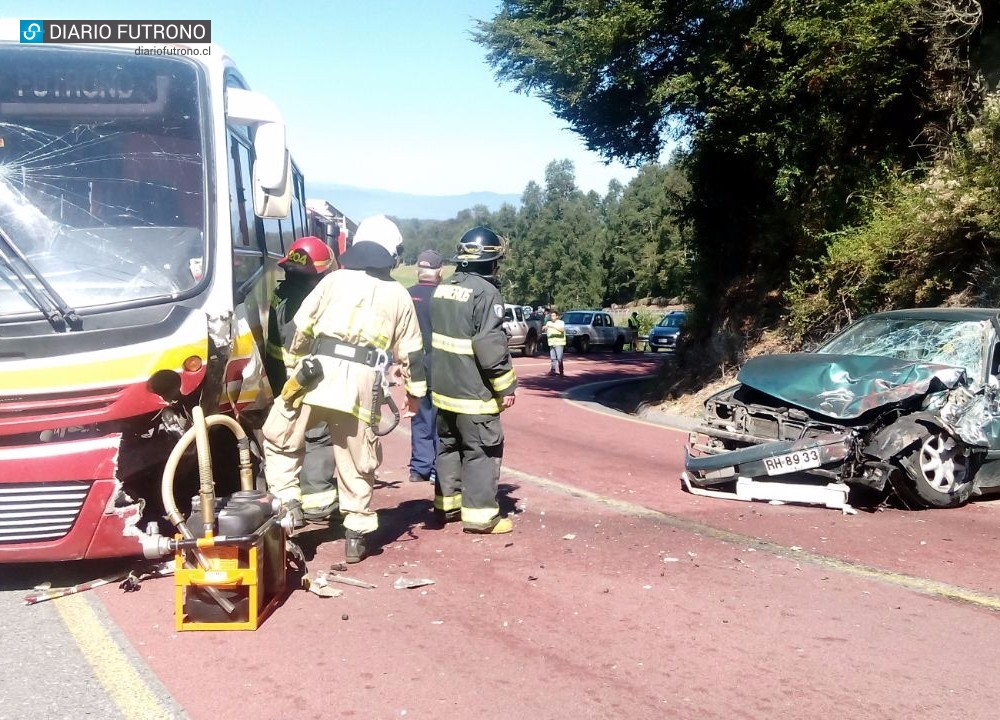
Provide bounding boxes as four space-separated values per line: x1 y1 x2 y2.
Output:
92 353 1000 719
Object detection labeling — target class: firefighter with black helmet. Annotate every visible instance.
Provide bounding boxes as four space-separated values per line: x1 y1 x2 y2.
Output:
429 226 517 534
262 236 337 528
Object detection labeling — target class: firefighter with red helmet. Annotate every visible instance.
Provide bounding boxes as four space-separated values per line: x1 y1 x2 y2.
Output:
429 226 517 534
262 236 337 528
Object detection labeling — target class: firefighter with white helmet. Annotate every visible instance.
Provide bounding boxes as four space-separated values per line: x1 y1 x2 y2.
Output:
262 236 337 528
277 215 425 563
429 226 517 534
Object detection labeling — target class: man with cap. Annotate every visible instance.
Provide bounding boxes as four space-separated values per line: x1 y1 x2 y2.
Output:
407 249 444 483
281 215 425 563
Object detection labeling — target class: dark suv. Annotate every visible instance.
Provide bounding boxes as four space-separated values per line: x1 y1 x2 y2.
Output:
647 311 686 352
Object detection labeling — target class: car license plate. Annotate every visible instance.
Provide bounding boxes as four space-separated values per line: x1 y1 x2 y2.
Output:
762 448 822 476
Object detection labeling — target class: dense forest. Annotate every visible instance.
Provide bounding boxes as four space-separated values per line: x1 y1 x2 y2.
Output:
396 159 690 312
401 1 1000 383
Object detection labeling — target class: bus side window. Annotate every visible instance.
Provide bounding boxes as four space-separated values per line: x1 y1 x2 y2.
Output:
262 217 283 258
229 132 264 297
287 164 306 242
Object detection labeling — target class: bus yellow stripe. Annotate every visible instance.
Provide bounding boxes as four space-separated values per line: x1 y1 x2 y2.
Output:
0 340 209 391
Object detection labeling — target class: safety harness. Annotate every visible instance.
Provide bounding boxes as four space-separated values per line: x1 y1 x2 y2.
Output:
313 338 400 436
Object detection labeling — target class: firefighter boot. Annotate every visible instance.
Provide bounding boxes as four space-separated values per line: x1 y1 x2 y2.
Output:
345 529 367 564
463 516 513 535
433 508 460 525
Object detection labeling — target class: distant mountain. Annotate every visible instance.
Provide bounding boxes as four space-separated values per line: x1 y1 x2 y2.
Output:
306 182 521 222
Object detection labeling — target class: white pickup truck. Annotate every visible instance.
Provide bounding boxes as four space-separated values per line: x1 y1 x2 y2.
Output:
502 304 544 356
561 310 633 353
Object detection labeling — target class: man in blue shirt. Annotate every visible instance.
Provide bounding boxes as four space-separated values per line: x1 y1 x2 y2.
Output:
407 249 443 482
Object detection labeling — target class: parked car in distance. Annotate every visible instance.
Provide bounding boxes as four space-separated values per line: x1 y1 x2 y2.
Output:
685 307 1000 509
503 303 543 356
648 310 687 352
561 310 634 353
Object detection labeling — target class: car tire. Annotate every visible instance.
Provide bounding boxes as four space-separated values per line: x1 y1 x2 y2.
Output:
613 336 625 353
894 432 975 509
524 333 537 357
578 335 590 354
650 345 659 353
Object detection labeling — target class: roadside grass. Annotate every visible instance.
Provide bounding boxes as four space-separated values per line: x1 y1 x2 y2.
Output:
392 264 455 288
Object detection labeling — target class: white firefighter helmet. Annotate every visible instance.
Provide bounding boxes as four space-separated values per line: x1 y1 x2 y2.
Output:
354 215 403 258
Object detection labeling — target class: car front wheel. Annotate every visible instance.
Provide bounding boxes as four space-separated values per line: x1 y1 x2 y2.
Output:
577 336 590 354
895 432 975 509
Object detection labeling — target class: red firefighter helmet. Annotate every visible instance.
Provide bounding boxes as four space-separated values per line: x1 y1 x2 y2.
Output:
278 236 334 274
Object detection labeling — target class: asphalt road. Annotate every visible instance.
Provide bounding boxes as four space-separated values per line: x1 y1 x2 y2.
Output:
5 350 1000 719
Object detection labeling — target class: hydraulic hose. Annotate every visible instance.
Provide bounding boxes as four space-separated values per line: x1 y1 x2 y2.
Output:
193 407 214 537
160 409 255 617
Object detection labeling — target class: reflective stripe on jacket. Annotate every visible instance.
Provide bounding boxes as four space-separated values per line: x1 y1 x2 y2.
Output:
429 271 516 415
291 268 426 420
545 319 566 347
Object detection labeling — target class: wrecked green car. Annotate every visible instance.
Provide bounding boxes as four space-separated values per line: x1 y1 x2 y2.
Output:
684 308 1000 509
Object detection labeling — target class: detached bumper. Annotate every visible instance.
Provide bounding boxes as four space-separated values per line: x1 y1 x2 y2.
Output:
684 431 854 487
0 434 144 562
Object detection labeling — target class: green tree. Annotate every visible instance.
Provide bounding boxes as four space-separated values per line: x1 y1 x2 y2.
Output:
477 1 999 351
502 160 605 309
603 162 690 304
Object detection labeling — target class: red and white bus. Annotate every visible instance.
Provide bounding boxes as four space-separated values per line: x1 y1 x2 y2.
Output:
0 27 312 561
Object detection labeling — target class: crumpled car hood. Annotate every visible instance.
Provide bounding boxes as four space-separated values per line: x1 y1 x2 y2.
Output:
737 353 968 420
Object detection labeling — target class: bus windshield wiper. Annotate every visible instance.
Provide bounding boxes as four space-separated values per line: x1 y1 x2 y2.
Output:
0 227 82 331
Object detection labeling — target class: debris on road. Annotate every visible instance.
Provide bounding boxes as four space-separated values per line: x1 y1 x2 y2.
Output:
23 561 173 606
394 577 435 590
302 571 344 598
682 473 858 514
562 533 576 540
327 574 377 590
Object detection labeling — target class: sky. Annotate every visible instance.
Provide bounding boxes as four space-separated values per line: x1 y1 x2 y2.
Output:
17 1 643 198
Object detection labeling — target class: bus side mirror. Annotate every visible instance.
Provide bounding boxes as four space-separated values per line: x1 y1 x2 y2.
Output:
226 88 292 219
252 123 291 218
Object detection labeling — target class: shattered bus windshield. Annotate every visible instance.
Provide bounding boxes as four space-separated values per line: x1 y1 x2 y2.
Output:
0 46 206 317
818 316 990 383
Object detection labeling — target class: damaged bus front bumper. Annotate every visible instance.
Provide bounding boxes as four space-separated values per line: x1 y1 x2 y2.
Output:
0 434 146 562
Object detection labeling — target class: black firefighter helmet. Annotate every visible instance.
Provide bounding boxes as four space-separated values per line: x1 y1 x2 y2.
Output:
453 226 505 264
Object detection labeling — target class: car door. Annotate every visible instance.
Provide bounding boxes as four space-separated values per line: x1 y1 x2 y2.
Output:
597 313 611 345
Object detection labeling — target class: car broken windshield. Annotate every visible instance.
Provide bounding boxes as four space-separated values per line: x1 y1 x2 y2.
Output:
818 315 990 384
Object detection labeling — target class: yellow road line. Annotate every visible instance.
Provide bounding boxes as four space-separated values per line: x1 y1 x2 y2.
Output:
501 465 1000 612
55 594 175 720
